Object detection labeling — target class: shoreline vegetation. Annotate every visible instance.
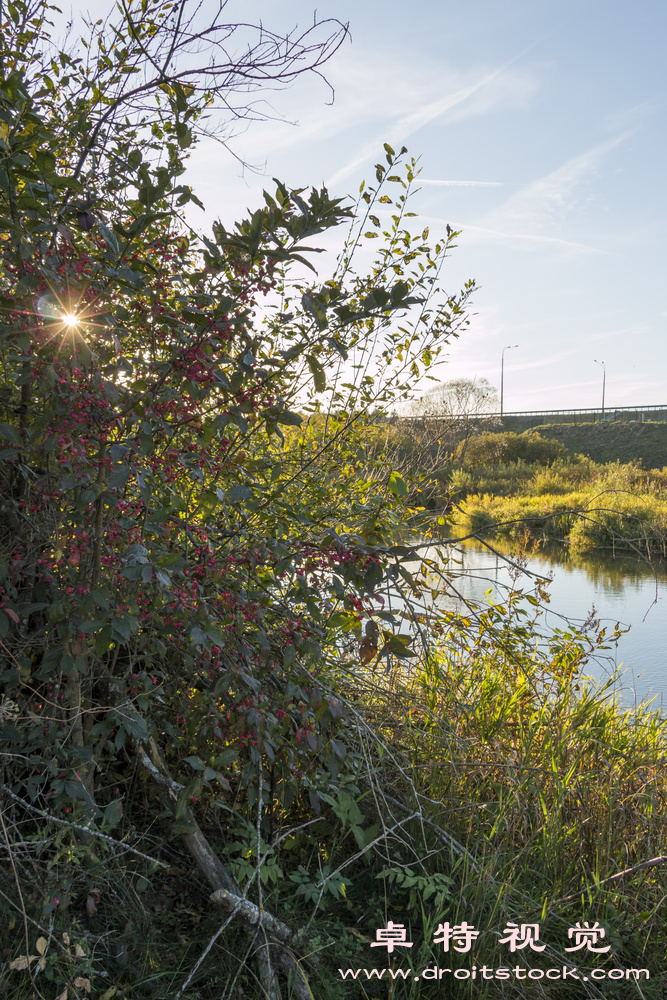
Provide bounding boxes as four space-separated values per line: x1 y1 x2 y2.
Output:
454 484 667 560
371 420 667 560
452 443 667 559
360 639 667 990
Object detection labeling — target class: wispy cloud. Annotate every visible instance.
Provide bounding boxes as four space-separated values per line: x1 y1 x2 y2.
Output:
505 339 637 375
418 179 503 187
483 130 634 235
325 47 541 189
420 216 610 254
189 66 529 184
600 100 658 134
464 223 609 254
517 379 603 396
188 37 541 205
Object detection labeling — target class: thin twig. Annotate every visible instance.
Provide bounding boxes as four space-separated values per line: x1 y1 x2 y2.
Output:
0 784 167 868
173 903 243 1000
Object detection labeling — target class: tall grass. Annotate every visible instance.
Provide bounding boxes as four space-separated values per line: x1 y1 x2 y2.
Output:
452 457 667 501
6 608 667 999
357 611 667 997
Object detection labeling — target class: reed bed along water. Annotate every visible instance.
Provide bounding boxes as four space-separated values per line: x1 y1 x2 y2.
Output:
448 456 667 559
455 488 667 558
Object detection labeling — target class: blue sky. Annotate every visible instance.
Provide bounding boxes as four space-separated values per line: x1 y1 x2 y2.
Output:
60 0 666 412
182 0 667 412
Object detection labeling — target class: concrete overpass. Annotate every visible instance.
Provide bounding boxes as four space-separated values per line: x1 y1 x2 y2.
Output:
402 404 667 428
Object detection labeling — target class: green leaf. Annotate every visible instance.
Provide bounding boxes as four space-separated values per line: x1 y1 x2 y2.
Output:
95 626 113 657
276 410 302 426
108 464 131 489
325 337 348 360
205 627 228 647
103 799 123 829
0 423 22 447
111 615 137 643
226 484 252 502
302 294 328 330
113 707 148 741
387 472 408 498
98 222 119 258
364 561 384 592
185 755 206 771
327 611 358 632
390 280 410 304
306 354 326 393
79 620 105 634
384 634 417 658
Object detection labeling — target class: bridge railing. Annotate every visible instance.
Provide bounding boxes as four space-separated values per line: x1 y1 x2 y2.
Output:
399 404 667 424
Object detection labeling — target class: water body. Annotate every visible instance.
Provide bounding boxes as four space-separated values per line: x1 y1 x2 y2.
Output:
410 540 667 710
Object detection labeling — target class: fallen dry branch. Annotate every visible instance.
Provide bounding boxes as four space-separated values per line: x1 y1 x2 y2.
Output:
209 888 295 944
135 736 312 1000
555 855 667 906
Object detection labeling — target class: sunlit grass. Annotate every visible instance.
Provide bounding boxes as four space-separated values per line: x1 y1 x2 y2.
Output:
454 487 667 558
355 640 667 995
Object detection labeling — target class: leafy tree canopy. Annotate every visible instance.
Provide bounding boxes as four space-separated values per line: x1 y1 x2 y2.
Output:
0 1 481 994
408 377 499 418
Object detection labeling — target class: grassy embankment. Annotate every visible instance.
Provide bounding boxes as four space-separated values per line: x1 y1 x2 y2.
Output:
506 419 667 467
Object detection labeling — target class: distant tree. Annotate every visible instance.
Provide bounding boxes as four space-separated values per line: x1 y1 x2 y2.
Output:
414 376 498 419
397 377 499 472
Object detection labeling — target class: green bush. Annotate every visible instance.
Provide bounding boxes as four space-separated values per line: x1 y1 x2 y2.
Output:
0 4 479 996
459 430 568 467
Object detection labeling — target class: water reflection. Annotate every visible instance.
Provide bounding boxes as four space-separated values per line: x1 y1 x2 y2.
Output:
502 539 665 593
411 536 667 710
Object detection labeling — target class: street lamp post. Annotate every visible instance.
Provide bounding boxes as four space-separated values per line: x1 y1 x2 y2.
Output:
594 359 606 420
500 344 518 419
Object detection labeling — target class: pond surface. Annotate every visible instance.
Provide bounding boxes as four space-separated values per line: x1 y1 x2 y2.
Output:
410 539 667 710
